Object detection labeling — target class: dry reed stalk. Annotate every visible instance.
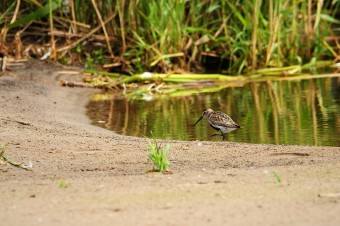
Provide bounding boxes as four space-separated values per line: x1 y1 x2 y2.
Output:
117 0 126 56
0 0 20 43
57 14 116 53
289 0 297 58
30 0 43 8
103 62 122 68
13 20 32 58
55 17 91 29
69 0 78 33
49 0 56 60
306 0 313 58
251 0 261 71
313 0 323 31
50 30 113 42
90 0 114 59
322 40 338 59
265 0 277 65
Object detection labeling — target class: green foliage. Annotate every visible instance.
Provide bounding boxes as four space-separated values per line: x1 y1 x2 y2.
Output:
1 0 339 74
85 49 107 68
147 139 170 172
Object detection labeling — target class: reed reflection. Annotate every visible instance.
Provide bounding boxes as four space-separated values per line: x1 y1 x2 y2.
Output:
87 77 340 146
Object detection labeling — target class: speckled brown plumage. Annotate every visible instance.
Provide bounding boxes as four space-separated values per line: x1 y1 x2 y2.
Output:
194 108 241 140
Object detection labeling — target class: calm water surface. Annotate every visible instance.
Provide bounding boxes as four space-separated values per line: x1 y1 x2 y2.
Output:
87 77 340 146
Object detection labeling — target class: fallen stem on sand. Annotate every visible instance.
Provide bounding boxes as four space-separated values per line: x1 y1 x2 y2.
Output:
0 145 32 171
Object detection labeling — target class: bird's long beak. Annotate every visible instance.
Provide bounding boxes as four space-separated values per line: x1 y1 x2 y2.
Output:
194 116 203 126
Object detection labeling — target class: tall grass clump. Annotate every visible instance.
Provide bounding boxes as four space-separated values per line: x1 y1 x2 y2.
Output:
0 0 339 74
147 138 170 172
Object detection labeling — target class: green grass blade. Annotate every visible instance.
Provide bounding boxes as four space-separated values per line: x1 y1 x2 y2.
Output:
317 14 340 24
7 0 61 29
225 1 247 27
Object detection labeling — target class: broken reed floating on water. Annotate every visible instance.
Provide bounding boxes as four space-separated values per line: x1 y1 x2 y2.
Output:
76 61 340 101
119 73 245 84
82 60 338 84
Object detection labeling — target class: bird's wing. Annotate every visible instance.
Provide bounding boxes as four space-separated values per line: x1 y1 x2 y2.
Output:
213 111 239 128
215 111 232 120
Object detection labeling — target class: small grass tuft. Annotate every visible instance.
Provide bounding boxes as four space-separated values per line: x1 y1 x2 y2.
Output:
147 138 170 173
58 179 72 188
271 171 281 184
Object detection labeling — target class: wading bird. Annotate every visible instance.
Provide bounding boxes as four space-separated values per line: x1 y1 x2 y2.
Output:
194 108 241 141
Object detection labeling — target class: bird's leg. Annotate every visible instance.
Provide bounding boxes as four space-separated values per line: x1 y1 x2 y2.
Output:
222 132 226 141
211 134 220 137
210 133 222 138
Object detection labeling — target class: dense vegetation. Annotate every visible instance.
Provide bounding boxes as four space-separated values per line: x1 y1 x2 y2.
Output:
0 0 339 74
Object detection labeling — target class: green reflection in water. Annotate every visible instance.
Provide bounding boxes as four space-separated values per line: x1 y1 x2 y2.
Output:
87 77 340 146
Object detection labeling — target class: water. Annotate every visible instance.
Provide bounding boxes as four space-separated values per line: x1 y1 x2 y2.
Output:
87 77 340 146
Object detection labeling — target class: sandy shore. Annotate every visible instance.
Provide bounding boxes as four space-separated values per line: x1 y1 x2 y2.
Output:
0 60 339 226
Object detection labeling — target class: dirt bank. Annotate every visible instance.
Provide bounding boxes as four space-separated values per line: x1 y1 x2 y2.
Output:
0 60 339 226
